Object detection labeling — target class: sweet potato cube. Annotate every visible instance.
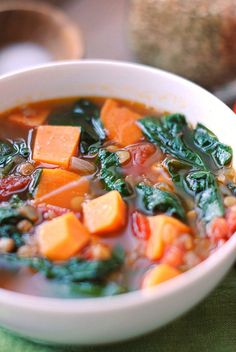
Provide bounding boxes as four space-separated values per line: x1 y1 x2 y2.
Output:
146 215 191 261
101 99 142 147
8 108 49 128
38 212 90 260
82 190 126 235
33 125 80 167
34 168 89 210
142 264 180 288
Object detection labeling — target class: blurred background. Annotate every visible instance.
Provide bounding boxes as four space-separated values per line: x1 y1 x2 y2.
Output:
0 0 236 107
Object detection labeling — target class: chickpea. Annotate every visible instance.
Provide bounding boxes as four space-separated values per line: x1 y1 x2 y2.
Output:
17 245 37 257
17 220 32 233
17 162 35 176
0 238 15 253
116 150 131 165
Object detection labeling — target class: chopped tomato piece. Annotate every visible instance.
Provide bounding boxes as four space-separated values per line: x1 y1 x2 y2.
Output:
37 203 72 220
226 206 236 234
0 175 31 201
82 243 111 261
127 143 156 165
207 217 229 242
131 211 150 240
161 245 184 268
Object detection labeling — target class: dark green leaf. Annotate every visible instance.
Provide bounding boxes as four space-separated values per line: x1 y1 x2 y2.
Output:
165 159 224 224
184 171 224 223
9 195 23 208
136 182 186 221
194 123 232 168
69 281 126 297
161 113 187 134
0 139 30 177
164 158 193 189
0 206 22 225
139 116 204 167
1 246 125 283
0 196 38 249
0 224 24 248
0 140 14 162
227 182 236 196
28 169 42 196
0 200 24 248
98 149 132 197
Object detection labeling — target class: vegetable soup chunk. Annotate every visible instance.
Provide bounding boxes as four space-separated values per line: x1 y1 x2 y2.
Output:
8 108 49 128
82 190 126 235
0 96 235 298
38 212 90 261
33 125 80 167
101 99 142 146
34 168 89 210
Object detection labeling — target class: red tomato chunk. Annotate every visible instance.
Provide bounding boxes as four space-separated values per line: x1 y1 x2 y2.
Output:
131 211 150 240
0 175 31 201
127 143 156 165
161 245 184 268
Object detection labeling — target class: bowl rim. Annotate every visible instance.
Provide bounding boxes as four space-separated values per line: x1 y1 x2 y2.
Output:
0 59 235 313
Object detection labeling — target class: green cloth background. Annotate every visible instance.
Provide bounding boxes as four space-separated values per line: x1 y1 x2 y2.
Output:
0 268 236 352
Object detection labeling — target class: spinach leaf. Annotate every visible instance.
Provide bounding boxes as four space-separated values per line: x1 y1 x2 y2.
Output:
164 158 193 189
139 115 227 224
28 169 42 196
227 182 236 196
165 159 224 224
0 200 24 248
139 115 204 167
184 171 224 223
69 281 126 297
1 246 125 283
0 140 14 164
194 123 232 168
48 99 105 154
0 224 24 248
0 139 30 177
161 113 187 134
98 149 132 197
136 182 186 221
0 196 37 249
0 206 22 225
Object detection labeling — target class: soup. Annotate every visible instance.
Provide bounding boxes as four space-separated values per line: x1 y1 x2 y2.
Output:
0 97 235 298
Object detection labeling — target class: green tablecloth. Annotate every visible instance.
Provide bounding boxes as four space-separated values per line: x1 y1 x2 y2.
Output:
1 268 236 352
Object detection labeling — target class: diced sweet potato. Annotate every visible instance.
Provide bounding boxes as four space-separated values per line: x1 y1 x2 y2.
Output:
33 125 80 168
101 99 142 146
38 212 90 261
8 108 49 128
146 215 191 261
82 190 126 235
34 168 89 210
142 264 181 288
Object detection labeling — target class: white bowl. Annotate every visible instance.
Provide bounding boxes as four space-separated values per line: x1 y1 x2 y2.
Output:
0 60 236 346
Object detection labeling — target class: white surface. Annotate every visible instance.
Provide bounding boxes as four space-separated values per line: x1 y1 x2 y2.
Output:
0 61 236 345
0 43 52 74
